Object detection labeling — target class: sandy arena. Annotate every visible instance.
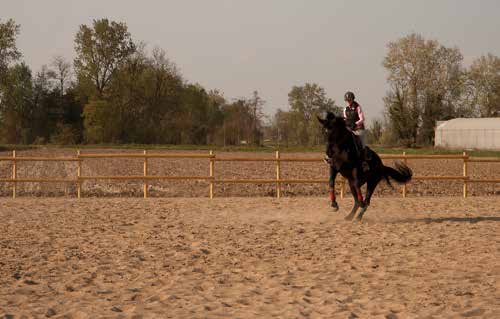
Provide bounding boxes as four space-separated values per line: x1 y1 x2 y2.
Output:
1 197 499 318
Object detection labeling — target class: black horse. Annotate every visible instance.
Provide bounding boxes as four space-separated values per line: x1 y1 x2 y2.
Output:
317 111 412 221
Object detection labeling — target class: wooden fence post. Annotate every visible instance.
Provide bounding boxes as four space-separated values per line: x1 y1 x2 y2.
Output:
77 150 81 199
276 150 281 198
463 151 468 198
143 150 148 198
12 150 16 199
209 150 214 199
402 151 407 198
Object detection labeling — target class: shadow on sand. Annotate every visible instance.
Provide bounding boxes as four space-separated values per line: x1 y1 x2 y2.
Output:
390 216 500 224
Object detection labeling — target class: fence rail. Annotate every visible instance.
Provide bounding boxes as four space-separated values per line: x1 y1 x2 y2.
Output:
1 150 499 199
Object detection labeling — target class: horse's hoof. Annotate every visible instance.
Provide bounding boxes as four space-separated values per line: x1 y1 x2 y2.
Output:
331 202 339 212
357 207 368 221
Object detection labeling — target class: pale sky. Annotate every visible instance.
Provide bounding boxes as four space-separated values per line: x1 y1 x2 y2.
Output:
3 0 500 125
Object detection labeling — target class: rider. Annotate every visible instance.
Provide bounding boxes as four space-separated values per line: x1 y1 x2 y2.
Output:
343 91 370 172
323 91 370 172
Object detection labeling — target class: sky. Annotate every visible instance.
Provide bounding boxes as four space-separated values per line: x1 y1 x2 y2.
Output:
3 0 500 125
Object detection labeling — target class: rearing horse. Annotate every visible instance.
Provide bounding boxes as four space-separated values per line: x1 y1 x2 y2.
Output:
317 111 412 221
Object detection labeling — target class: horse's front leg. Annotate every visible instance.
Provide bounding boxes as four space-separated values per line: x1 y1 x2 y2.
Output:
328 165 339 211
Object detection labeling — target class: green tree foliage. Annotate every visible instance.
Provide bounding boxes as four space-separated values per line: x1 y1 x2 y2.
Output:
180 84 214 144
383 33 466 145
0 19 21 79
270 109 295 148
466 54 500 117
3 20 498 148
247 91 265 145
367 119 383 144
0 63 33 143
49 55 73 96
0 18 266 146
283 83 339 146
74 19 136 97
220 99 254 146
0 55 84 144
82 99 110 143
288 83 336 120
95 47 184 144
81 45 229 145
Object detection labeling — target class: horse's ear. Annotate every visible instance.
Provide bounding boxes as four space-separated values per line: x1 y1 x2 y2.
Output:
317 114 327 127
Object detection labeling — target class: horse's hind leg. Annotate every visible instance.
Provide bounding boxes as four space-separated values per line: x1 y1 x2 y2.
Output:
356 177 381 221
345 202 359 221
345 181 360 221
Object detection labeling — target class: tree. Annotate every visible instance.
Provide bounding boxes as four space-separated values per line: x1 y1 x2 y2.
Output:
466 54 500 117
383 33 465 145
206 90 225 144
0 19 21 80
144 47 184 143
247 91 265 145
82 99 110 143
367 119 383 144
180 84 212 144
420 46 464 144
288 83 337 120
0 63 33 143
383 86 417 147
220 99 254 146
49 55 72 96
81 45 187 144
74 18 135 97
288 83 339 145
30 65 55 142
272 108 295 147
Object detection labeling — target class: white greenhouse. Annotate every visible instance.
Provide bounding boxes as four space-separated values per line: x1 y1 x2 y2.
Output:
434 118 500 150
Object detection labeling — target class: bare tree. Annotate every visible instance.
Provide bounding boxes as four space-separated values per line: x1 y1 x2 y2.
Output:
50 55 73 96
466 54 500 117
49 55 72 95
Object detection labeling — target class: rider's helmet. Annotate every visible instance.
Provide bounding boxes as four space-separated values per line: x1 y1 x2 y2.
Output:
344 91 355 102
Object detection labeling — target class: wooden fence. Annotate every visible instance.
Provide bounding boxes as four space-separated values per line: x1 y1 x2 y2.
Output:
1 150 499 199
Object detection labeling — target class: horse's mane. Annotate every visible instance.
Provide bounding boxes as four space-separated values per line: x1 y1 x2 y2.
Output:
323 111 349 133
320 111 356 156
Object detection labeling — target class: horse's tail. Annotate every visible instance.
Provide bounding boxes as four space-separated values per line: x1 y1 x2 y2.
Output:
383 161 412 188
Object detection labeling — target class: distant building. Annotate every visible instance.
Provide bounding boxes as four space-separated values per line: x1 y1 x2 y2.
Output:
435 118 500 150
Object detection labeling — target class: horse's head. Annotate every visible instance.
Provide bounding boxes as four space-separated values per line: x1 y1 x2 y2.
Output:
317 111 350 155
317 111 345 132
